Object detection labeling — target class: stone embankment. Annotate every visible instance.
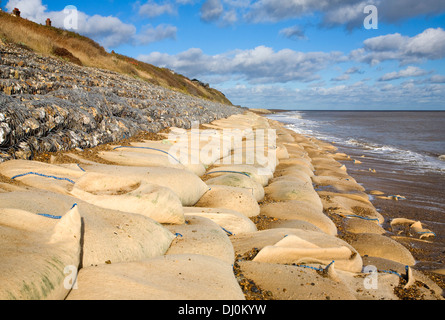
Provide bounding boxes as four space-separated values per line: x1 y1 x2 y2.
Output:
0 41 243 161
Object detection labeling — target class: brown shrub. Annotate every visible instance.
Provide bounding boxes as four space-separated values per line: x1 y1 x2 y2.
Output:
52 46 83 66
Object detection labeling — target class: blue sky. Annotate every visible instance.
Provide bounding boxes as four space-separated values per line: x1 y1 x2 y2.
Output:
3 0 445 110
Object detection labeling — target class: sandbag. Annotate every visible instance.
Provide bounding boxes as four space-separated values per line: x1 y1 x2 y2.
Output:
348 233 416 266
70 172 184 224
165 215 235 264
0 159 84 195
343 217 386 235
195 185 260 218
204 173 264 201
98 148 206 176
390 218 436 239
166 128 233 167
270 171 313 185
264 219 324 233
276 143 289 159
206 165 272 186
252 232 363 273
129 141 208 176
0 190 176 267
65 162 210 206
274 162 314 178
236 260 358 300
264 180 323 212
0 205 81 300
318 192 384 224
183 207 257 235
66 254 245 300
260 201 337 235
312 175 365 193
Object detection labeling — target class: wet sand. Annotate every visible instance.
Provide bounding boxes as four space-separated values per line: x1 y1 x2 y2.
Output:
327 143 445 290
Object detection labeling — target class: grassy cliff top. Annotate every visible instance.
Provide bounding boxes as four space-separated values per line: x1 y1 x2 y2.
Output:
0 10 232 105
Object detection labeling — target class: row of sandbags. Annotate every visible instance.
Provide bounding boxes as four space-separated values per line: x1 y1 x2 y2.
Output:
1 111 442 300
237 121 442 300
0 112 273 300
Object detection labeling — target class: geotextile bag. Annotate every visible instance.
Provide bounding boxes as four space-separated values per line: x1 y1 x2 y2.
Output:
0 205 81 300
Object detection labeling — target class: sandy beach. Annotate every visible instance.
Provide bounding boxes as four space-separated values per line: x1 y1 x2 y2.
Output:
0 110 443 301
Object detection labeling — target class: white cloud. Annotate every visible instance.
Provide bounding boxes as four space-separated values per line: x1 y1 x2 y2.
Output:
200 0 224 22
331 74 350 82
138 45 346 84
195 0 445 30
5 0 46 17
379 66 430 81
279 25 307 40
4 0 181 48
222 79 445 109
5 0 137 48
77 14 137 48
428 75 445 83
138 1 177 18
344 67 363 74
136 24 177 45
351 28 445 65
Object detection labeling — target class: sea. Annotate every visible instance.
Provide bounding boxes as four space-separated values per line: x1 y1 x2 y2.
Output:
267 110 445 274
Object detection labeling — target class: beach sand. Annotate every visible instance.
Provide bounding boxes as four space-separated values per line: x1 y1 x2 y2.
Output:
0 111 443 300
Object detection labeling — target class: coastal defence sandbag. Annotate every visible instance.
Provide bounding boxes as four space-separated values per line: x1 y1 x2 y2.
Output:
252 233 363 273
195 185 260 218
163 128 233 167
206 165 273 187
0 159 84 195
66 254 245 300
66 162 210 206
264 180 324 212
318 192 385 224
348 233 416 266
204 173 265 201
236 260 358 300
312 175 366 193
260 201 337 235
0 205 81 300
231 228 362 273
0 190 175 267
183 207 257 235
0 160 185 224
70 172 185 224
101 142 207 177
164 215 235 264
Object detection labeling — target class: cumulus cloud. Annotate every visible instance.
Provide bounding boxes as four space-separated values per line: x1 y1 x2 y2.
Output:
195 0 445 30
5 0 136 48
428 75 445 83
138 45 346 84
5 0 47 17
200 0 224 22
279 25 307 40
136 24 177 45
222 79 445 109
351 28 445 65
4 0 180 48
331 74 350 82
138 1 177 18
379 66 430 81
344 67 363 74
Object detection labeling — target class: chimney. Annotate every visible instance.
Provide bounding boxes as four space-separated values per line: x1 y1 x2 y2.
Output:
12 8 21 17
46 18 52 26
